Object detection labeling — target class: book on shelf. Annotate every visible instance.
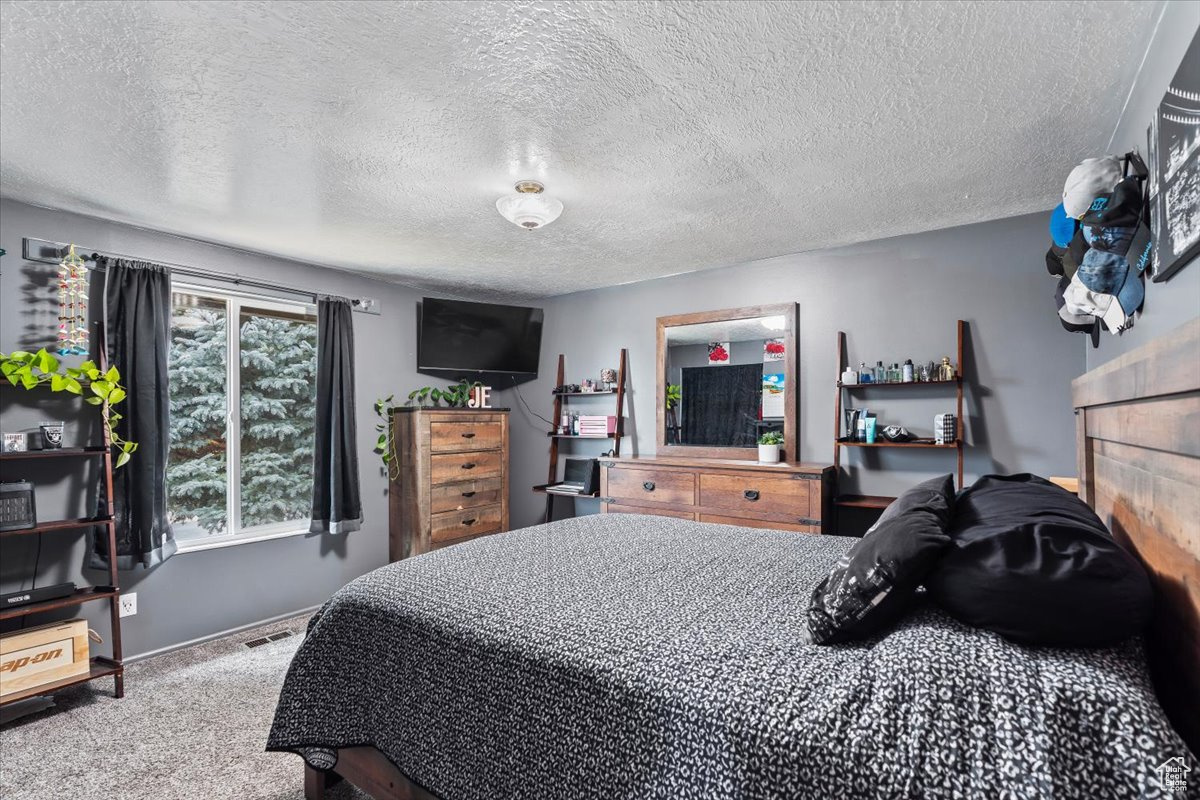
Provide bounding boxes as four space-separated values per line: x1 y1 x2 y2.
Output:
577 415 618 435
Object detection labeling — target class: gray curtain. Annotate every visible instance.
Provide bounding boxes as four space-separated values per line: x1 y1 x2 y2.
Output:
310 297 362 534
94 258 176 569
681 363 763 446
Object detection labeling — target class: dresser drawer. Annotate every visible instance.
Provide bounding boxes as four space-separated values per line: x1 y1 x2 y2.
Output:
430 450 503 484
430 421 503 453
607 467 696 506
699 473 813 517
430 477 504 514
606 504 696 520
430 504 504 543
699 513 818 534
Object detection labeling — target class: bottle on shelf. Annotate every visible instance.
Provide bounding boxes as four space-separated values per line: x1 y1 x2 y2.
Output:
889 362 901 383
939 357 956 382
874 361 886 384
858 361 872 383
902 359 914 383
841 366 858 385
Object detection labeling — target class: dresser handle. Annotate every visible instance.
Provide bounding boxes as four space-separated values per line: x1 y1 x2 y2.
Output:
461 432 476 439
461 491 476 497
461 518 477 526
643 481 656 491
462 462 476 470
744 489 760 501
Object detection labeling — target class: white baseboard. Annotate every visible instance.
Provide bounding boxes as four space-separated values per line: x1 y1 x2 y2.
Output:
125 605 322 663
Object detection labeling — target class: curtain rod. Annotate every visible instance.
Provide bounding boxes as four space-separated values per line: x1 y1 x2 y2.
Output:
20 236 380 315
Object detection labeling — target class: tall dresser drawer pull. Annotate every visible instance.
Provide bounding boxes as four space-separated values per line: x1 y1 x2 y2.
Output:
461 518 477 526
461 432 476 438
461 490 476 497
643 481 656 491
461 462 476 470
744 489 760 501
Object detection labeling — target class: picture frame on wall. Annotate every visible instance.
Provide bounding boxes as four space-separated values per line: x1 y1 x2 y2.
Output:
1147 28 1199 283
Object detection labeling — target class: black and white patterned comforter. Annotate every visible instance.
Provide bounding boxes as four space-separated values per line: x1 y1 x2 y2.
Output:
268 515 1197 799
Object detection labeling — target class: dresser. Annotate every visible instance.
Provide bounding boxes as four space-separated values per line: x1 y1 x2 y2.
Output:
389 408 510 560
600 456 834 534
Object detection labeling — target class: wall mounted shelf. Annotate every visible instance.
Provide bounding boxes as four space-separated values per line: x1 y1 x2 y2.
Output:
833 320 967 521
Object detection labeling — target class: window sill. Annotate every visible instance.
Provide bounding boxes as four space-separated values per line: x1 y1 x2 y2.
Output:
175 525 311 554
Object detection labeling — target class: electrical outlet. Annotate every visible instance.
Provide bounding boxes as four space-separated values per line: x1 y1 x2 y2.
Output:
119 592 137 618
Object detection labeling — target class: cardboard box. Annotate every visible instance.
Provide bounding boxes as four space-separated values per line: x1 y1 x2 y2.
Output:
0 618 89 697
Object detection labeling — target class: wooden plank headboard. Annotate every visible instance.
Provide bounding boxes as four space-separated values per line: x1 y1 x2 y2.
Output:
1073 317 1200 754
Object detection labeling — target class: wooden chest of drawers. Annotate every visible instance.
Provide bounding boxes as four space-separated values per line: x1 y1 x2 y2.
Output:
600 456 833 534
389 409 510 559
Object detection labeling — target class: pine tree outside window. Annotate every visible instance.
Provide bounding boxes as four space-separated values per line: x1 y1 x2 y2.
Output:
168 286 317 550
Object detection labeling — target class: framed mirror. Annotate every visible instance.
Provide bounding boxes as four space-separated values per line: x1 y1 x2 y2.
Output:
656 303 797 460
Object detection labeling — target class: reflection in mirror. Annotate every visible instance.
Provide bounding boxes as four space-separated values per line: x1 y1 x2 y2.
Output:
664 315 787 447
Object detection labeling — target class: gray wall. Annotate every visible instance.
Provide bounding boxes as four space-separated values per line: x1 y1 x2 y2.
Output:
1090 2 1199 368
509 211 1087 531
0 198 496 658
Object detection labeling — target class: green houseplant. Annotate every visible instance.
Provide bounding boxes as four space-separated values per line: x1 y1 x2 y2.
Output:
757 431 783 464
0 348 138 467
373 380 483 479
665 383 681 409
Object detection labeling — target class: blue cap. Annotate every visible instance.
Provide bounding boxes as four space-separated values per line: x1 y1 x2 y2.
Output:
1077 250 1144 329
1050 203 1077 248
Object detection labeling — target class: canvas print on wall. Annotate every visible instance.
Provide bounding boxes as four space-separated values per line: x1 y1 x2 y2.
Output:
1148 28 1199 282
707 342 730 365
763 338 785 362
762 373 785 418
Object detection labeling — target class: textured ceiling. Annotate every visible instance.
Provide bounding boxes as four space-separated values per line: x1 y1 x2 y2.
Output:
0 0 1161 300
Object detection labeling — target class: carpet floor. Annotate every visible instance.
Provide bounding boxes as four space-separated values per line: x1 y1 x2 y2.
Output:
0 615 367 800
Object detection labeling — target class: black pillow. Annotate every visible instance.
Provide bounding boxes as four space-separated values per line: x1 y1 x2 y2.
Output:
926 474 1152 647
870 472 956 531
808 474 954 644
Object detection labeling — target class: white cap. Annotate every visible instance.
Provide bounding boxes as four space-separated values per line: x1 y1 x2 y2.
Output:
1062 156 1122 219
1062 274 1126 333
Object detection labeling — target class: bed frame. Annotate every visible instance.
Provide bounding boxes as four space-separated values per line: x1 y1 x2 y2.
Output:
1072 317 1200 754
304 318 1200 798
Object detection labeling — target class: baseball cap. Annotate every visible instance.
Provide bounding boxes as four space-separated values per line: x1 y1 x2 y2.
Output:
1071 250 1145 333
1047 228 1090 279
1050 203 1077 247
1055 275 1102 346
1063 156 1122 219
1081 177 1143 229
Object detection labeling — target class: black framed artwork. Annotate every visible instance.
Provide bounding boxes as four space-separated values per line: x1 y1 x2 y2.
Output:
1146 28 1199 283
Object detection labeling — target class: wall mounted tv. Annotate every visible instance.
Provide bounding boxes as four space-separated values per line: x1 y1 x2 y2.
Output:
417 297 544 385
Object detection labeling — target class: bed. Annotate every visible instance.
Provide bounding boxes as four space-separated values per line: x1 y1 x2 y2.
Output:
268 319 1200 799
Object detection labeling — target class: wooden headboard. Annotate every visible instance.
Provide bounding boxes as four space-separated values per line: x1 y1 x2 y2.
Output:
1073 317 1200 754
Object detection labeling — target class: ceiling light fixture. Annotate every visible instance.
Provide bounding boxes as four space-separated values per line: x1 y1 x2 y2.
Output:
496 180 563 230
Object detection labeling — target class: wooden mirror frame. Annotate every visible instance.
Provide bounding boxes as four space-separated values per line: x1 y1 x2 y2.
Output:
656 303 798 461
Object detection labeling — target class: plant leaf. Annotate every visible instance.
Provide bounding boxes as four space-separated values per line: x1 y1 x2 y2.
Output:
115 451 131 468
21 372 38 389
105 366 119 383
65 377 82 394
37 350 59 374
85 396 103 405
50 374 66 391
79 360 97 373
107 387 126 405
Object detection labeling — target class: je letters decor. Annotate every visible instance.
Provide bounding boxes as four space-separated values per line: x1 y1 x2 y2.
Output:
467 385 492 409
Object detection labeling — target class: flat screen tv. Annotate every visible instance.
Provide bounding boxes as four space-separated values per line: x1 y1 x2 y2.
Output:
417 298 544 384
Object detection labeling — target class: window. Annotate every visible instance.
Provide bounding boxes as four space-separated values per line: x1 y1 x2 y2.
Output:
168 286 318 549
